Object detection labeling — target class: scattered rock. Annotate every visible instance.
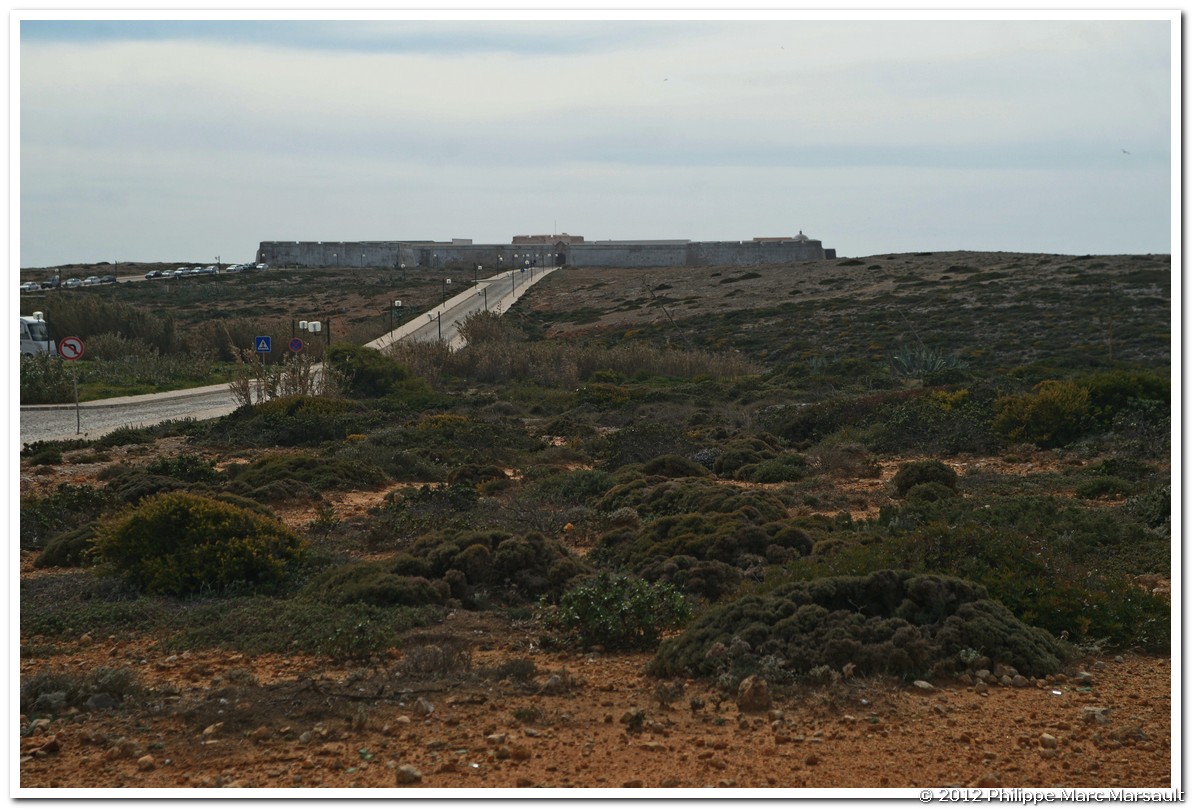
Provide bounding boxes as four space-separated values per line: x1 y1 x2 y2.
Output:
971 773 1001 788
1011 675 1030 688
622 779 644 788
32 692 67 713
736 675 772 712
913 680 934 691
395 764 422 784
137 755 156 772
1082 707 1110 725
27 718 53 734
84 693 118 711
33 735 60 756
539 670 571 695
202 722 223 737
1040 734 1058 749
485 733 507 745
414 697 434 717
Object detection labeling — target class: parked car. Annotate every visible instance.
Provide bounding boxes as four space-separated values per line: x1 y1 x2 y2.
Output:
20 281 41 293
63 278 82 289
145 269 162 279
255 263 269 270
82 276 100 286
41 277 60 289
100 275 116 284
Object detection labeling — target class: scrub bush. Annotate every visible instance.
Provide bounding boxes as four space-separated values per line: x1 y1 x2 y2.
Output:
223 453 386 500
890 459 959 498
326 344 428 399
35 525 98 568
993 380 1091 448
649 570 1066 683
745 453 810 483
640 454 713 479
301 561 450 607
93 492 308 596
20 483 112 551
552 573 691 650
399 529 591 604
598 476 787 522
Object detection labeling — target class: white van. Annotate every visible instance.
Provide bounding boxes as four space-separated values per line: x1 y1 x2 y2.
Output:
20 313 57 357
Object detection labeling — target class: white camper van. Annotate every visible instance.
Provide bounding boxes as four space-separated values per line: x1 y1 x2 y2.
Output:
20 312 57 357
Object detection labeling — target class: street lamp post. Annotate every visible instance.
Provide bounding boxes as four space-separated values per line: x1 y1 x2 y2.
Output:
478 286 488 311
389 300 402 333
299 318 329 345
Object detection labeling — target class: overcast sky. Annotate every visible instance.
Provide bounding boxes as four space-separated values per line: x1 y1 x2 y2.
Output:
17 15 1175 267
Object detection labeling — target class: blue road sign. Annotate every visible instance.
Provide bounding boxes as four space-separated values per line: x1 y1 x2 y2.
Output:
255 336 272 353
289 337 304 353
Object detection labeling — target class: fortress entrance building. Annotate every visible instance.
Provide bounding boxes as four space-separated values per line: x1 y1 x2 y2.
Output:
256 232 834 269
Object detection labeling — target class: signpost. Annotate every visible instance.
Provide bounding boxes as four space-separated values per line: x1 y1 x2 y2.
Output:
58 336 85 434
59 336 84 361
255 336 272 354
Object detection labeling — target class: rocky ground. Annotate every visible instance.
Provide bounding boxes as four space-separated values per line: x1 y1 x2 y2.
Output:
18 445 1173 791
17 607 1173 791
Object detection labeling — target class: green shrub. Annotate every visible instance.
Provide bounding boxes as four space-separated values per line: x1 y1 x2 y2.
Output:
598 476 787 523
400 529 590 604
746 453 809 483
144 453 222 483
552 573 691 650
637 555 743 602
649 570 1066 683
640 454 712 478
223 453 385 500
447 464 509 488
1079 370 1169 427
904 482 960 505
20 354 75 404
327 344 426 398
526 468 615 507
301 561 450 607
93 426 157 449
20 483 112 550
35 525 98 568
712 438 777 478
207 395 374 447
1075 476 1134 500
22 666 141 715
891 460 959 498
994 380 1092 448
595 422 697 471
93 491 308 596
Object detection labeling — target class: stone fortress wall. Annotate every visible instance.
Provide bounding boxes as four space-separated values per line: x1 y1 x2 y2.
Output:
257 232 835 270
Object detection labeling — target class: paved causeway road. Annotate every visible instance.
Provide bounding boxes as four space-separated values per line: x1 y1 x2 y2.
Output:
20 268 556 445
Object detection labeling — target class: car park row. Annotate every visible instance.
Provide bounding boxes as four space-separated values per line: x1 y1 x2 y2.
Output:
20 263 268 292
